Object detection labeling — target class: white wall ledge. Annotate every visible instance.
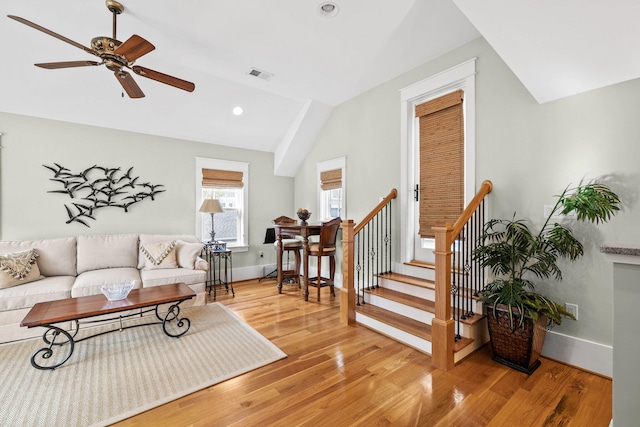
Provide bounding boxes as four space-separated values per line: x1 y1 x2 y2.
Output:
601 245 640 266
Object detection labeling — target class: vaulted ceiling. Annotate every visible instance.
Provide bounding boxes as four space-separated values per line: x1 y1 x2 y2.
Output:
1 1 636 176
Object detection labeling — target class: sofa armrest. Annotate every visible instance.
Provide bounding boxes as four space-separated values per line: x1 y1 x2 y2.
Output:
195 257 209 271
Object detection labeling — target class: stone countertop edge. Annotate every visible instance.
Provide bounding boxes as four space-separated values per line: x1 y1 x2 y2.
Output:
601 245 640 266
600 245 640 256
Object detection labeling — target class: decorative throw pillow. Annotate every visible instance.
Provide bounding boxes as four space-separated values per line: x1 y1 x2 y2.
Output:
140 241 178 270
175 241 205 269
0 249 43 289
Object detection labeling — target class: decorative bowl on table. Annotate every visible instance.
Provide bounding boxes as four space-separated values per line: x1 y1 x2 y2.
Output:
297 209 311 224
101 281 135 301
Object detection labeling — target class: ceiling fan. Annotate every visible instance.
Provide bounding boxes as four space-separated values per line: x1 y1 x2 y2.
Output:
7 0 195 98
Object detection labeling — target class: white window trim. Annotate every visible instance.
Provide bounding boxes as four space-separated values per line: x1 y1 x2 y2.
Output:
195 157 249 252
317 157 346 221
399 58 477 263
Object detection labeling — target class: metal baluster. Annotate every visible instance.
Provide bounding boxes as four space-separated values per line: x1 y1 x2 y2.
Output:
356 232 361 306
388 202 392 273
375 211 379 288
467 212 475 316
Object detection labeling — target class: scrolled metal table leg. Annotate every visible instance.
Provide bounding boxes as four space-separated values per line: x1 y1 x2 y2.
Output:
31 325 75 370
161 303 191 337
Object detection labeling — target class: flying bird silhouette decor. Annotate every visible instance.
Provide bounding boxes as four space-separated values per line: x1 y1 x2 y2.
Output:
43 163 165 227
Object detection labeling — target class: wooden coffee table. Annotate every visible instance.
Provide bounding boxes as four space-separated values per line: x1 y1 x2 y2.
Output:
21 282 196 370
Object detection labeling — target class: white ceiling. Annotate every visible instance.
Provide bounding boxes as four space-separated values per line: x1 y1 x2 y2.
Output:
453 0 640 104
1 1 637 176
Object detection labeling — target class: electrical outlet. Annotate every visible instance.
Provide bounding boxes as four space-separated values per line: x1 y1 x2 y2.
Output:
565 303 578 320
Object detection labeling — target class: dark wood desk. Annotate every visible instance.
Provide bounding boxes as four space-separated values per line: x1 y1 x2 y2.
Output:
274 222 321 301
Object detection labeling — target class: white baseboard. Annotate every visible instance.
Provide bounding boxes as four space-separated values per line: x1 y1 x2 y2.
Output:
541 330 612 377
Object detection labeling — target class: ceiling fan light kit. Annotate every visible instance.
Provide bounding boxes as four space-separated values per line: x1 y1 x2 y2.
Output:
7 0 195 98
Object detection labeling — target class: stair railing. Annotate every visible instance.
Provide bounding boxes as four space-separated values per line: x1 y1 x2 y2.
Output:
340 188 397 326
431 180 493 370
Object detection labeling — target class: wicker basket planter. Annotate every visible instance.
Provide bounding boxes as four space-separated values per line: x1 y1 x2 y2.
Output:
486 305 548 374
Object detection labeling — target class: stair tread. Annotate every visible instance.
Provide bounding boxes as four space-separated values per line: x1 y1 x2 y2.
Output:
357 304 432 341
405 260 469 276
453 308 486 326
365 287 435 312
454 337 474 353
366 282 486 326
405 260 435 270
357 304 475 354
379 272 435 289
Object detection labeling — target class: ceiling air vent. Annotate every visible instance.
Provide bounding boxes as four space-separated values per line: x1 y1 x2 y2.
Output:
247 68 273 81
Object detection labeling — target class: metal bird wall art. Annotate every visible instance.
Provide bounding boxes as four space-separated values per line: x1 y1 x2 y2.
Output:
43 163 165 227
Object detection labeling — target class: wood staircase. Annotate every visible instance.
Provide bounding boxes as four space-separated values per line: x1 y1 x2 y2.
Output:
340 181 493 370
355 267 488 364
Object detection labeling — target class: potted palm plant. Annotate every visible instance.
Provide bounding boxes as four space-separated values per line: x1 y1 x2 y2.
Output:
472 180 620 374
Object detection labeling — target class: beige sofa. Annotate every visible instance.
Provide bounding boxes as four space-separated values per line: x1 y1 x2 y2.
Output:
0 233 208 343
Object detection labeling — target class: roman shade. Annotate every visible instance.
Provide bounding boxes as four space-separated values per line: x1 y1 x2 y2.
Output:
202 169 244 188
320 169 342 191
416 89 464 238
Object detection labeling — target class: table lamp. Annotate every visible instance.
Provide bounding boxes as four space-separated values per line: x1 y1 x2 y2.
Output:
199 199 223 242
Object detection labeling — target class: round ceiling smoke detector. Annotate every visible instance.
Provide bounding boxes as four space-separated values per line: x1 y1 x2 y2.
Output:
317 2 339 18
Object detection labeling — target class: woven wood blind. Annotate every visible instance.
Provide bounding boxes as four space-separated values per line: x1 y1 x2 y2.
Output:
416 90 464 237
202 168 244 188
320 169 342 191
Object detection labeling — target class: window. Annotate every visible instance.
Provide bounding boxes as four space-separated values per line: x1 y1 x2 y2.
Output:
317 157 346 220
195 158 249 251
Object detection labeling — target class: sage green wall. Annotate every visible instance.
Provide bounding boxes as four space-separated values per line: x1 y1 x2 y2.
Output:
0 112 294 268
295 37 640 346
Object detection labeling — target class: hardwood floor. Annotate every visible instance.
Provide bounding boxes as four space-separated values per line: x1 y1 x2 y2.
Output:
114 280 612 426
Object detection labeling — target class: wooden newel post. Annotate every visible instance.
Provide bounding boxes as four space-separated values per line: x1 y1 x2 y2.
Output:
340 220 356 326
432 223 455 371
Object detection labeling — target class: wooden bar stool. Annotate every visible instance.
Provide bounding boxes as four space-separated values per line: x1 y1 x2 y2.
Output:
273 216 302 286
307 217 341 301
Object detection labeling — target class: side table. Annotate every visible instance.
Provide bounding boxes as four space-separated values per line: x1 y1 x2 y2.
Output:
203 247 234 300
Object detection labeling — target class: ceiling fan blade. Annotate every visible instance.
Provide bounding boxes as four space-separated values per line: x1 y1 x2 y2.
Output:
36 60 101 69
114 35 155 62
7 15 97 57
114 70 145 98
132 66 195 92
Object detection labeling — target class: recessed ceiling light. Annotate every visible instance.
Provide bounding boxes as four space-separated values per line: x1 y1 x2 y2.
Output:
317 2 339 18
233 106 244 116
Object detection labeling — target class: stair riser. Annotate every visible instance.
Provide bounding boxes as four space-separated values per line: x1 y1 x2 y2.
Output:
451 298 485 316
362 293 434 325
370 281 483 314
393 262 436 281
361 294 480 337
454 318 489 363
355 312 432 355
377 279 435 300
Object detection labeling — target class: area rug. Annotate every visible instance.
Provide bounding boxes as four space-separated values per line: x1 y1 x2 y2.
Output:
0 303 286 427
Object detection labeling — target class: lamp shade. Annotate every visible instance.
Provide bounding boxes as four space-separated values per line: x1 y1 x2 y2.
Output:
199 199 224 213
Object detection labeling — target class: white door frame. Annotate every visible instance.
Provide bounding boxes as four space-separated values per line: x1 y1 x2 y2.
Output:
399 58 477 265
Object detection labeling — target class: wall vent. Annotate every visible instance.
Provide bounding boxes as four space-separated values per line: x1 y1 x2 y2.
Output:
247 68 273 81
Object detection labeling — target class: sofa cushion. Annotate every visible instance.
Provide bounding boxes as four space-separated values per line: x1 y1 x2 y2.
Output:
72 268 142 298
0 237 77 277
175 241 205 269
140 241 178 270
140 268 206 289
137 235 199 268
0 276 74 312
77 234 139 275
